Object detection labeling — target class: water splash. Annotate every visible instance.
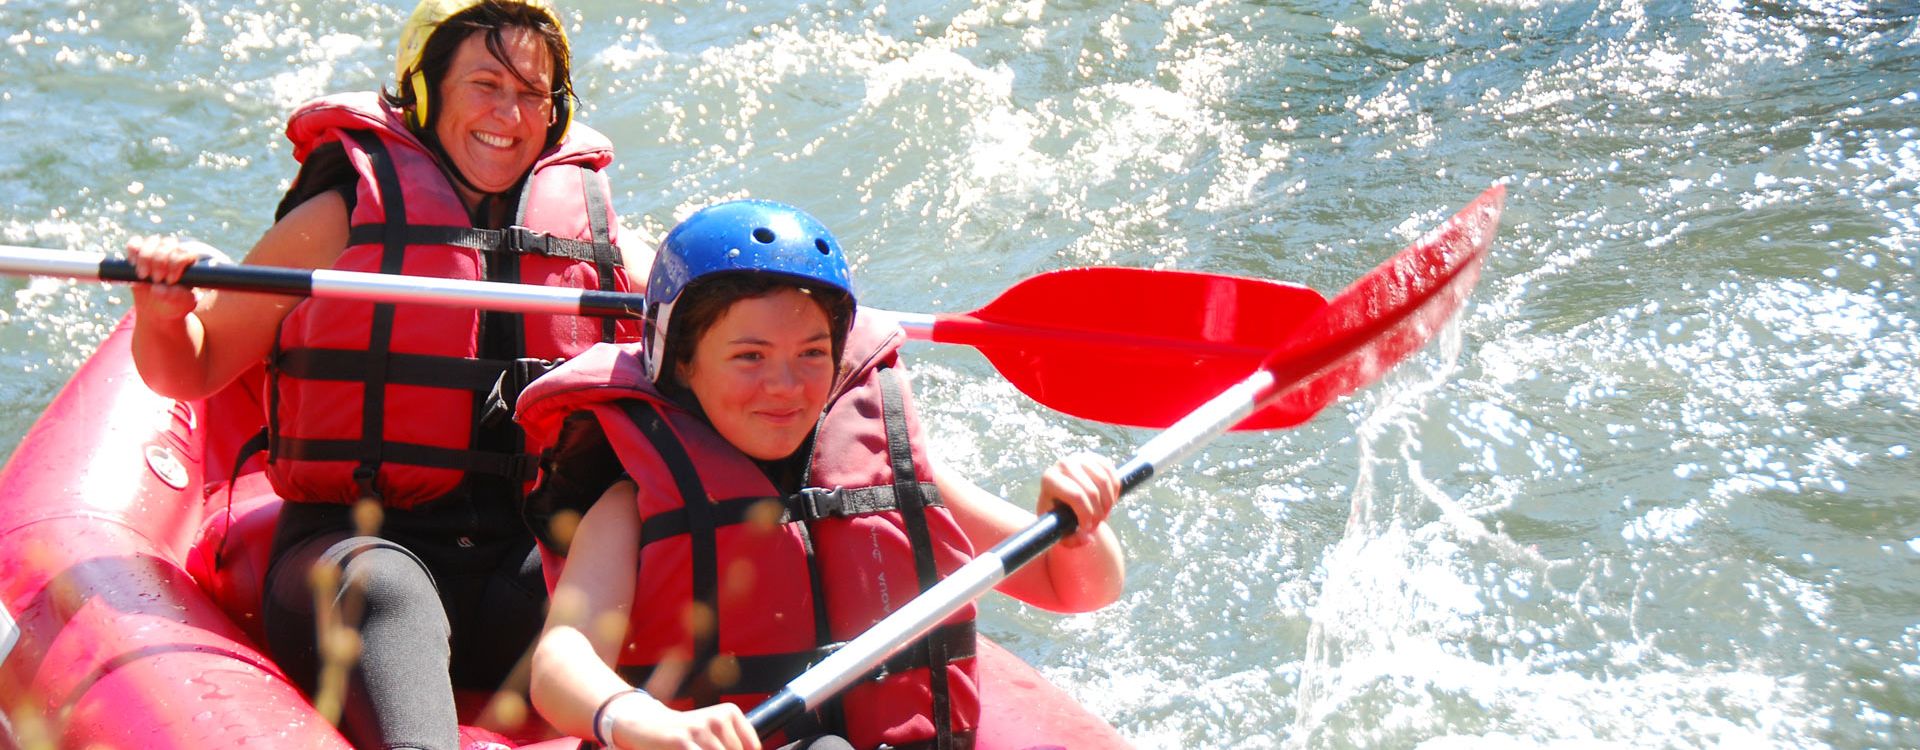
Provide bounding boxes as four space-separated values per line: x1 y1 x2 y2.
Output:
3 0 1918 746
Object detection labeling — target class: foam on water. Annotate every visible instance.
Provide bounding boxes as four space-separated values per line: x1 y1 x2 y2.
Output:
1285 334 1832 747
3 0 1918 746
575 1 1299 298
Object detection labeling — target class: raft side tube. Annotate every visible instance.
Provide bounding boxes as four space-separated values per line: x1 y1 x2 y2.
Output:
0 318 351 749
2 317 1133 749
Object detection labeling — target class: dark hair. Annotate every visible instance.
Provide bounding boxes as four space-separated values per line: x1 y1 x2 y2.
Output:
664 274 855 387
380 1 574 133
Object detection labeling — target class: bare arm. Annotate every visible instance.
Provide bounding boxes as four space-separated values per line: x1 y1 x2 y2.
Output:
616 215 654 288
531 480 643 739
529 480 758 750
127 191 350 399
938 456 1126 614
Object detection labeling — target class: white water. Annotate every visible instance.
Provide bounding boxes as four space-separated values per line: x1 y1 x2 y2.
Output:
3 1 1918 747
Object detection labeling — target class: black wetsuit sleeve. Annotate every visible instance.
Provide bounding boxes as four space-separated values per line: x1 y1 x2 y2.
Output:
523 410 626 555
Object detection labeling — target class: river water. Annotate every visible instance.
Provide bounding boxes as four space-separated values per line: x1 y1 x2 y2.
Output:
2 1 1917 747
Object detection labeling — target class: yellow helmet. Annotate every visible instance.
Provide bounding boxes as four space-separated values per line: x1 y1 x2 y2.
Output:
393 0 573 145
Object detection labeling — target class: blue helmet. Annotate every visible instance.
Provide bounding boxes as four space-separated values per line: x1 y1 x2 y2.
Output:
644 199 857 382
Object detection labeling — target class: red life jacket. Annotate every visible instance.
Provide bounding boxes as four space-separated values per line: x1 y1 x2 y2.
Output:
267 92 639 509
517 313 982 750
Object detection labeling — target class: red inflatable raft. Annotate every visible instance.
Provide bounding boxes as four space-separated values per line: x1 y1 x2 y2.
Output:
0 318 1129 749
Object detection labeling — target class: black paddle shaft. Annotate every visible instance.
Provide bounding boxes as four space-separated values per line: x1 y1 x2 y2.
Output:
98 257 314 296
92 256 647 318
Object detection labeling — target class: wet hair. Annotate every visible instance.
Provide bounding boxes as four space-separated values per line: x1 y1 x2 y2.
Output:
663 274 855 388
380 1 574 133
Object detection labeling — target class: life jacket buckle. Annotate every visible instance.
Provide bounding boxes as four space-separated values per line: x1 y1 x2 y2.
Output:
504 226 553 256
502 452 540 482
795 486 845 521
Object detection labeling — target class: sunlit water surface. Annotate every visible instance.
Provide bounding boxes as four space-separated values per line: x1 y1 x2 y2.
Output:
3 1 1916 747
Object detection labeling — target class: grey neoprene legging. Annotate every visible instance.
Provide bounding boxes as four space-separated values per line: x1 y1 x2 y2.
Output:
263 500 545 750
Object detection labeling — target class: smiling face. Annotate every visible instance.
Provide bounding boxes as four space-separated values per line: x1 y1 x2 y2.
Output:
431 26 555 194
678 288 838 461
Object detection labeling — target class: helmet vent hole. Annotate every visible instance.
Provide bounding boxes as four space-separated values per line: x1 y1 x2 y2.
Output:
815 239 831 255
752 228 776 244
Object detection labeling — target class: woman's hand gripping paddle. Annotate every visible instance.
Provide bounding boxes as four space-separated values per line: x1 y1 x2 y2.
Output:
0 245 1322 429
745 184 1508 738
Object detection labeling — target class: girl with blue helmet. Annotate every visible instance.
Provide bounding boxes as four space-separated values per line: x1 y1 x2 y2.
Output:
516 200 1126 750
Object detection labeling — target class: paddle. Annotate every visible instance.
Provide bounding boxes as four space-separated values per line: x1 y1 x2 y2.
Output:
0 244 1326 429
893 266 1328 431
0 244 650 318
744 184 1507 739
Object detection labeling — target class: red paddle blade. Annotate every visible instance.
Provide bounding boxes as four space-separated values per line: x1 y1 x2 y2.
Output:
926 267 1328 429
1248 184 1507 429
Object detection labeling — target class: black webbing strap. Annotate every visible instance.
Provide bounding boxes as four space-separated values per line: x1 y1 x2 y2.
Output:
637 495 783 547
888 730 978 750
612 621 976 706
513 166 538 227
267 338 287 463
617 647 831 700
622 399 722 707
214 427 271 569
274 348 508 392
348 130 406 500
268 435 536 481
344 223 622 264
613 648 831 742
877 367 954 750
488 192 527 386
582 170 622 343
858 620 980 750
790 484 943 520
797 413 843 736
632 484 944 547
870 620 975 679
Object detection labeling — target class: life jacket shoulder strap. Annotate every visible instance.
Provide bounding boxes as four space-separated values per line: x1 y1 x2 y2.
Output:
875 365 959 750
621 397 725 707
334 128 410 499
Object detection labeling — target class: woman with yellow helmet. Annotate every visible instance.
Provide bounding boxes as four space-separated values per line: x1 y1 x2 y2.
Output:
122 1 644 748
